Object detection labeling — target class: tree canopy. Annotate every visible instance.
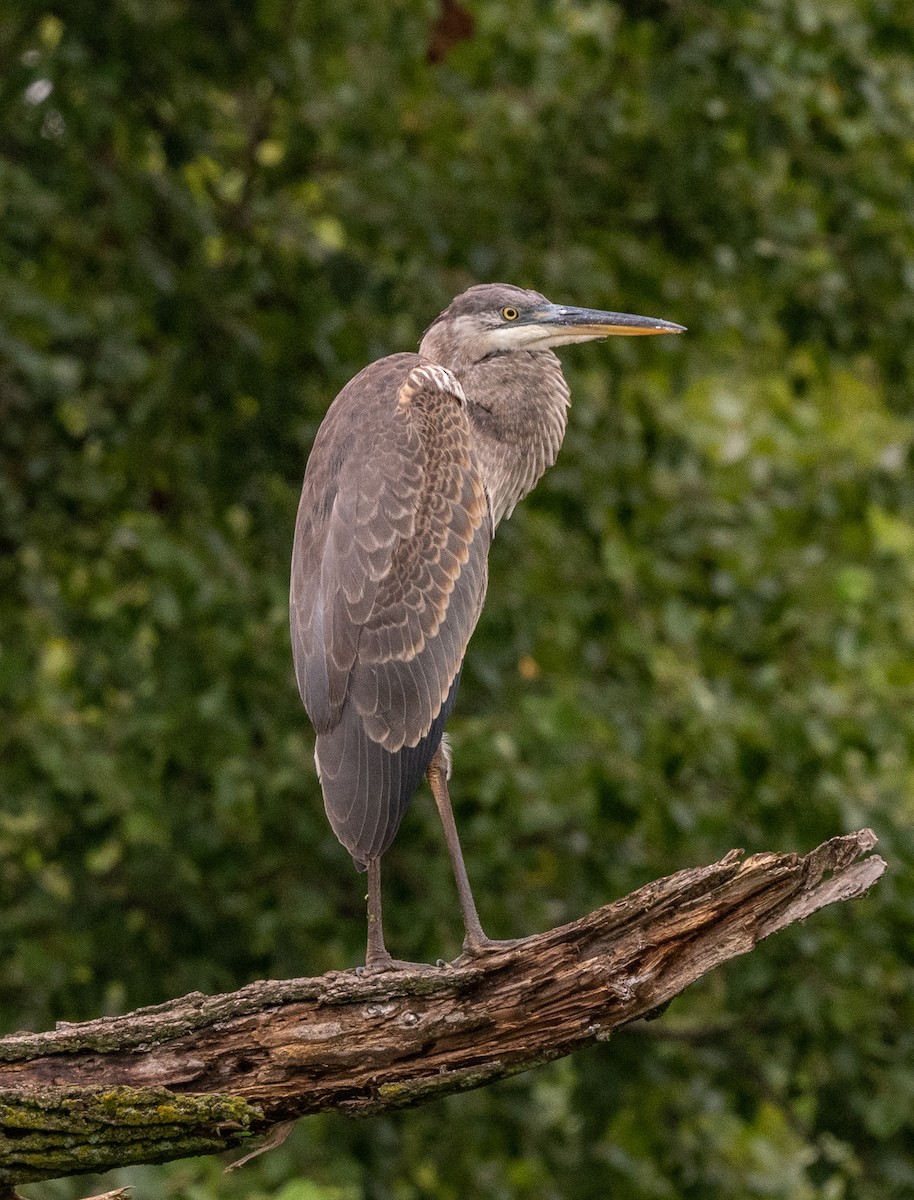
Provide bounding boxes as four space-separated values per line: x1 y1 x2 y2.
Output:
2 2 914 1197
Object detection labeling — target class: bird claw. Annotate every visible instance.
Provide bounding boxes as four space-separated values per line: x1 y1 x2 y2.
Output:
453 934 528 966
357 956 442 975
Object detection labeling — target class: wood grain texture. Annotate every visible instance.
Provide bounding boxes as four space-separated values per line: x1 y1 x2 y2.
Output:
0 830 884 1186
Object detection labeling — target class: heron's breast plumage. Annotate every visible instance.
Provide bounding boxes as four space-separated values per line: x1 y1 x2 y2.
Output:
458 349 570 527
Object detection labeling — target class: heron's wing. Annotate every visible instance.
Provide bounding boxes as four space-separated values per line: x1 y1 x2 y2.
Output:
310 672 462 867
290 354 491 753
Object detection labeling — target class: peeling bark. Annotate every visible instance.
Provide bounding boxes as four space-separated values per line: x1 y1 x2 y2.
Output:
0 830 885 1186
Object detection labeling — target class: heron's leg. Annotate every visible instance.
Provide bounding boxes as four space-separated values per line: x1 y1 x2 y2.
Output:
363 858 437 972
427 744 493 952
365 857 393 969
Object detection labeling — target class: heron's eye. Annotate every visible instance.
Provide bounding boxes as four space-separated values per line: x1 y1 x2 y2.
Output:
502 307 519 321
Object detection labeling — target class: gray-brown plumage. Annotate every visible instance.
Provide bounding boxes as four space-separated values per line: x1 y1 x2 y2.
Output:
290 284 683 967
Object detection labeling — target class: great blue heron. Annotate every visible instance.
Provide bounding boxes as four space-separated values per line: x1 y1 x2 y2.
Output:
291 284 684 969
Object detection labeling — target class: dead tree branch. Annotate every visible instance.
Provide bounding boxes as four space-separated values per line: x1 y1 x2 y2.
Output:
0 829 884 1186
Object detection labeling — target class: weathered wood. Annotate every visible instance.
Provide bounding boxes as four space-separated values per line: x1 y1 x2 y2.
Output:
0 830 884 1186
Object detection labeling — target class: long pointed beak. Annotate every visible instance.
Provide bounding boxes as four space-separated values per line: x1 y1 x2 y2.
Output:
535 304 686 336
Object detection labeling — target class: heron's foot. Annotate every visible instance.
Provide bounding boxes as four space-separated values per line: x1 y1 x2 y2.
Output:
357 954 441 976
454 933 528 964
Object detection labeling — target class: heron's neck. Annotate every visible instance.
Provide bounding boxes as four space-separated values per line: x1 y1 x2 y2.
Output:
452 350 570 527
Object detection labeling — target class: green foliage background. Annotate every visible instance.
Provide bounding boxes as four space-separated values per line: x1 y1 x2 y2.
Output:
3 2 914 1197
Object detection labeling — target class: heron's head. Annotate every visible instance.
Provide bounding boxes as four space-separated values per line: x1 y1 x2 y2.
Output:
419 283 684 369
